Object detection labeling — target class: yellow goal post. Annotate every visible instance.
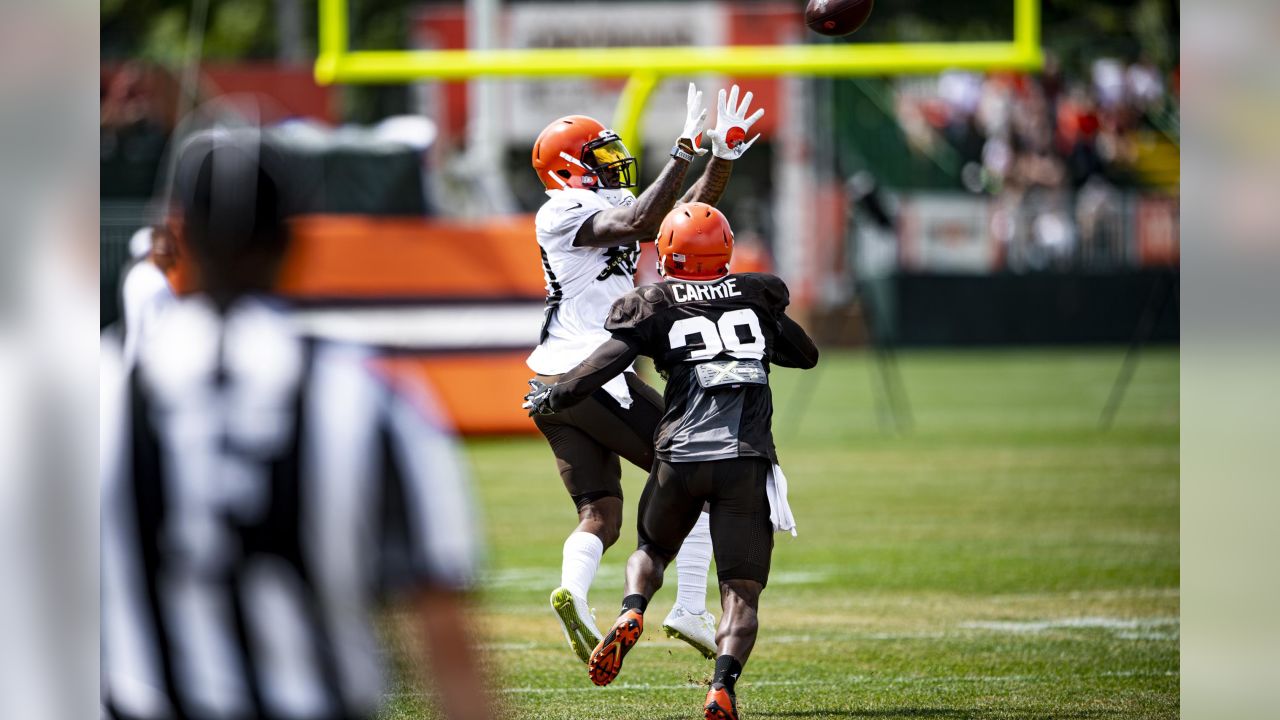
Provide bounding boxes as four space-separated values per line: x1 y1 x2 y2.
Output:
315 0 1042 162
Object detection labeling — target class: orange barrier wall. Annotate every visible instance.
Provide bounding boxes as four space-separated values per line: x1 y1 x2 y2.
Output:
280 214 545 300
377 353 539 435
283 214 544 435
166 213 759 436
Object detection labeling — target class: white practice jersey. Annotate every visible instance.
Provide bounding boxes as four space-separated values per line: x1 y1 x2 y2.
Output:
121 260 176 366
526 188 640 406
102 296 480 720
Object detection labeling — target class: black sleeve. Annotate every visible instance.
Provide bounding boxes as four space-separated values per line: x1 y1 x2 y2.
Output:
772 313 819 369
763 273 791 312
548 336 642 410
748 274 815 368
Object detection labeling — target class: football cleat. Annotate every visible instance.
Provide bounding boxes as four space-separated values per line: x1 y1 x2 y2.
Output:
704 684 739 720
661 604 717 660
588 609 644 686
550 587 602 665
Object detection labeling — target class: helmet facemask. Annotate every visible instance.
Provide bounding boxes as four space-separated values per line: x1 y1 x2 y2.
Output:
581 134 637 189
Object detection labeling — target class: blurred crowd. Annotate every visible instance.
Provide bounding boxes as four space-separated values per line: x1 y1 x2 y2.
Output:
934 56 1174 191
899 55 1179 271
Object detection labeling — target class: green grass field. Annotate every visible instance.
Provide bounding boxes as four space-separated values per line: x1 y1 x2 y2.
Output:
384 347 1179 719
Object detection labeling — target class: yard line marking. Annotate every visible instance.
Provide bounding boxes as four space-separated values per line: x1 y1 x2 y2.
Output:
481 566 833 589
991 588 1180 602
481 570 1179 598
769 632 948 643
385 670 1180 698
766 569 836 585
480 641 542 651
757 621 1180 645
1115 630 1179 640
480 623 1179 648
961 617 1179 633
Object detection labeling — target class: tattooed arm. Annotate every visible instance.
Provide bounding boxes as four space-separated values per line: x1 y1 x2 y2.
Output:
574 84 708 249
573 140 697 248
678 84 765 207
680 156 733 206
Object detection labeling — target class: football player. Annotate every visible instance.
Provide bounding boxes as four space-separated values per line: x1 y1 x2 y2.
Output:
120 225 178 365
524 203 817 719
528 84 765 665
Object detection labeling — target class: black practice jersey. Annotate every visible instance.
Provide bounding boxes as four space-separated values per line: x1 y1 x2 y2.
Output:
604 272 817 463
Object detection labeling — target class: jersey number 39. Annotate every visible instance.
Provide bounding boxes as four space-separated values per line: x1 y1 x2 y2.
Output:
668 309 765 361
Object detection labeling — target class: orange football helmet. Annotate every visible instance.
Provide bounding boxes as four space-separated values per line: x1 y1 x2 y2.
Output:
532 115 637 191
656 203 734 281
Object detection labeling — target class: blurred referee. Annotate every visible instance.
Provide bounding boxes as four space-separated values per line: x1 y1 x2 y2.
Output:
101 131 492 720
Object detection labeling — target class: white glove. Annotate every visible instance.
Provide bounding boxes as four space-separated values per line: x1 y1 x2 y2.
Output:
679 82 710 156
706 84 765 160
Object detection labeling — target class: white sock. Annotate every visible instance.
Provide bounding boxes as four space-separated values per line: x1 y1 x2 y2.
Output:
674 511 713 612
560 532 604 600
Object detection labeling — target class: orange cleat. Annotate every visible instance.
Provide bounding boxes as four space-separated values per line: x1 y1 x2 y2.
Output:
587 609 644 686
704 684 739 720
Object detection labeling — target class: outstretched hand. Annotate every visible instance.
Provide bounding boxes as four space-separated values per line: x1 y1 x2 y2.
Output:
680 82 710 156
706 84 765 160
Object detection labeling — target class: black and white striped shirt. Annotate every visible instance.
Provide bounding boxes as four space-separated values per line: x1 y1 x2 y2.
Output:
101 296 480 720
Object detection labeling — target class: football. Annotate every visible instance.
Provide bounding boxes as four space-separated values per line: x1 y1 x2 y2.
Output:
805 0 874 37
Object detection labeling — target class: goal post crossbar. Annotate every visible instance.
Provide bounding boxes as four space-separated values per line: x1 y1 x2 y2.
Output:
315 0 1041 160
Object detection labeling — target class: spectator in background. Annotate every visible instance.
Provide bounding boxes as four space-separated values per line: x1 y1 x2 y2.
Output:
938 70 983 120
938 70 986 168
892 46 1177 273
1057 83 1104 187
912 51 1171 192
1091 58 1127 112
1040 53 1065 123
1126 55 1166 113
984 75 1073 270
1076 174 1126 269
120 226 177 365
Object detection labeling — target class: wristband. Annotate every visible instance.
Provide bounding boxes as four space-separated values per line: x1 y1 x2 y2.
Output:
670 143 695 163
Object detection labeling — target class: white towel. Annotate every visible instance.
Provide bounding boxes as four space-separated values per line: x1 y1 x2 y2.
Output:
602 373 633 409
766 463 797 537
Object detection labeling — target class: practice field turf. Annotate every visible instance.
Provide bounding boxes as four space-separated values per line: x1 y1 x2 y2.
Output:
382 347 1179 719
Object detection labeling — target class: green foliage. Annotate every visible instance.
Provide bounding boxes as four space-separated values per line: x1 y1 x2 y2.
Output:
102 0 279 63
1130 0 1176 67
102 0 413 64
204 0 272 59
832 0 1177 76
139 4 188 65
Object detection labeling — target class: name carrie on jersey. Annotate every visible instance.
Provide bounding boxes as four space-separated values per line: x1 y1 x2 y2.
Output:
671 278 743 304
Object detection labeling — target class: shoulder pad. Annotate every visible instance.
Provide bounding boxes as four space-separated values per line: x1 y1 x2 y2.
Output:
639 285 666 304
752 273 790 308
606 285 666 332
